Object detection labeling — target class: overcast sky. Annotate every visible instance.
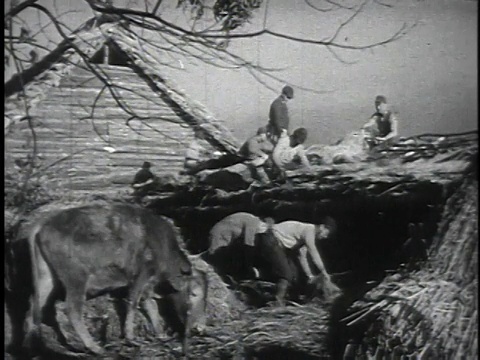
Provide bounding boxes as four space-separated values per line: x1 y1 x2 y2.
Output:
5 0 478 144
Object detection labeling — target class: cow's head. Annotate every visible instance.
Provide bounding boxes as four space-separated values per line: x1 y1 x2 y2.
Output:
164 268 208 353
186 268 208 334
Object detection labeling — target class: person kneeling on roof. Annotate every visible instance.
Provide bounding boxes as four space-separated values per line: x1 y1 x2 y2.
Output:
272 128 312 180
131 161 156 199
362 95 398 150
256 217 341 305
238 126 274 184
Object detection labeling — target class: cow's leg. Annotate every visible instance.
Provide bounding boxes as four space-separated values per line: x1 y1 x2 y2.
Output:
23 300 37 351
42 296 69 347
112 298 127 338
24 252 56 351
140 297 164 336
36 258 67 344
64 283 104 355
124 271 151 340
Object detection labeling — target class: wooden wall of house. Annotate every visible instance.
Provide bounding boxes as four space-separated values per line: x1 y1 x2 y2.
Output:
5 64 204 196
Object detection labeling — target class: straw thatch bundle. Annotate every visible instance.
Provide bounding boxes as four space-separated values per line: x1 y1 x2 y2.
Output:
342 178 478 359
239 304 331 358
86 303 331 359
189 256 247 324
305 131 367 165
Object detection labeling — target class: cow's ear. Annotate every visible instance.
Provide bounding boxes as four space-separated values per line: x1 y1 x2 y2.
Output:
180 263 191 276
169 275 185 292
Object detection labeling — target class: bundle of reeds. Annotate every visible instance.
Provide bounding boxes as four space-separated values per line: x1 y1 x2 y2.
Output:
344 275 477 359
342 178 478 359
113 303 331 359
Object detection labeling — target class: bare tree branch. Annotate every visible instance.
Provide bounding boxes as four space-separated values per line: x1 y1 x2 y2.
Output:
326 0 367 44
83 1 412 51
25 4 152 121
325 0 355 10
325 45 359 65
152 0 163 15
373 0 393 8
304 0 336 13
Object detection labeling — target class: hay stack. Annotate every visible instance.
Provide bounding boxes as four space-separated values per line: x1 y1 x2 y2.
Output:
240 304 331 358
343 178 478 358
103 303 331 359
189 256 247 325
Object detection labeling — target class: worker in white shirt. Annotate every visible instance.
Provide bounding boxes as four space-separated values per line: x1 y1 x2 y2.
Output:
256 217 341 305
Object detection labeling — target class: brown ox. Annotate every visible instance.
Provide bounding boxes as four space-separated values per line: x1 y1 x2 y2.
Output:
23 203 207 356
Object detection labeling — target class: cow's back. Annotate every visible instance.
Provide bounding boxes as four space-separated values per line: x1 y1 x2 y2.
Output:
37 204 147 276
35 203 191 293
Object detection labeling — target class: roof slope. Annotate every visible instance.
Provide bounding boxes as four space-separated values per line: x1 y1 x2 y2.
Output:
4 19 239 154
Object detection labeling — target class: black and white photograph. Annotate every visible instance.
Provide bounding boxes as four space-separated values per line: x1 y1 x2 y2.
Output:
4 0 478 359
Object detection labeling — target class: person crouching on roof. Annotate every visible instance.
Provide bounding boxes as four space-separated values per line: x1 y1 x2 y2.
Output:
256 217 341 305
362 95 399 150
272 127 312 180
132 161 156 200
238 126 275 184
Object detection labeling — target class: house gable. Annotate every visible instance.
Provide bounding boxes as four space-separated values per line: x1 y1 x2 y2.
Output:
5 20 239 197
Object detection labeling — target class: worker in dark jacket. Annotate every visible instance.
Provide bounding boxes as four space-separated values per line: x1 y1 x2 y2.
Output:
132 161 156 199
268 85 294 143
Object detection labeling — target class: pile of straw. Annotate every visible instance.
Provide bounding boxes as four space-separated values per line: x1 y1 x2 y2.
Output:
189 256 247 324
305 131 367 165
104 303 331 359
342 178 478 359
345 274 477 359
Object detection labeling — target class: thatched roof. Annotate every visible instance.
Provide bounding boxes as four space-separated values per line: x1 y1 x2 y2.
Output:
144 131 478 213
343 178 477 359
4 18 239 154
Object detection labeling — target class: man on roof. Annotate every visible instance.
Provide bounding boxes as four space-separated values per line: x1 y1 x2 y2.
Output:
238 126 275 184
272 127 312 180
132 161 156 199
362 95 399 150
268 85 294 143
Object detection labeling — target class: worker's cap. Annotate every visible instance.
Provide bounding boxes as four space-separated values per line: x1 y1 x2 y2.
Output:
142 161 151 168
375 95 387 104
256 126 268 135
282 85 294 99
